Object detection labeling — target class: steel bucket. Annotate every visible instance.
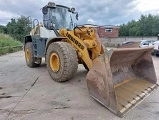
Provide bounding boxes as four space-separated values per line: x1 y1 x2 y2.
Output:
86 47 158 117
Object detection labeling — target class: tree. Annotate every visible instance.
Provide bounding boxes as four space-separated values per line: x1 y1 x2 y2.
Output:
119 14 159 36
6 16 31 42
0 25 7 34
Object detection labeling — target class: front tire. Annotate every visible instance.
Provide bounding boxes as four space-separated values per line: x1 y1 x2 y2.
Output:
46 42 78 82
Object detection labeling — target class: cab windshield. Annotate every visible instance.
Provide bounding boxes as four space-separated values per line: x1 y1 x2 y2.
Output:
50 6 72 30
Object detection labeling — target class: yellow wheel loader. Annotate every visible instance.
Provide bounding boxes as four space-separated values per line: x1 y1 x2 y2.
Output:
24 2 158 117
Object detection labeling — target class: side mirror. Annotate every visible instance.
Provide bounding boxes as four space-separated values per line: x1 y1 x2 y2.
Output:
71 8 75 12
76 13 78 20
68 7 75 13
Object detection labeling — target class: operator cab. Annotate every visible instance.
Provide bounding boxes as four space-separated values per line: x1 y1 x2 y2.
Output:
42 2 78 30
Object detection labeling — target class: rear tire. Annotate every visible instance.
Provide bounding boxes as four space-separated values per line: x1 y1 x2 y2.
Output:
25 42 41 68
46 42 78 82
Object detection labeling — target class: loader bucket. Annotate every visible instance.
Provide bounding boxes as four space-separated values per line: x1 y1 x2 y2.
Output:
119 42 140 48
86 47 158 117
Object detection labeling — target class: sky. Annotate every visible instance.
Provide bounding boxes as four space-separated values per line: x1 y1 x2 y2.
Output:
0 0 159 26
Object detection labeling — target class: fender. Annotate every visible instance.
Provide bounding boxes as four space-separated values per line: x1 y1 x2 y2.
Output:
45 37 67 53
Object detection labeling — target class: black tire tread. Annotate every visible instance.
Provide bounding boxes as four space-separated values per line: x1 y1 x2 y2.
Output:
46 42 78 82
25 42 41 68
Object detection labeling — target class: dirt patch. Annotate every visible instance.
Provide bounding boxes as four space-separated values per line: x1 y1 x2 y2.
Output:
49 101 71 109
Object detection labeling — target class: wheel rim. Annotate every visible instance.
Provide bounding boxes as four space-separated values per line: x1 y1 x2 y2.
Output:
50 52 60 72
25 49 30 62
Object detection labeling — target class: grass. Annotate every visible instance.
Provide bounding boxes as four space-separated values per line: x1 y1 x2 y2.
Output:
0 33 22 47
0 33 22 55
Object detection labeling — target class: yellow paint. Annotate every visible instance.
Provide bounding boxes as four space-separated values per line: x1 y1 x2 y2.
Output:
30 23 43 36
59 27 103 69
25 49 30 62
114 78 157 112
114 79 130 88
49 53 60 72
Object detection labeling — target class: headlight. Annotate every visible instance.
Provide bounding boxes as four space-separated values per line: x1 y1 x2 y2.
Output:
69 7 75 13
71 8 75 12
48 2 56 7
